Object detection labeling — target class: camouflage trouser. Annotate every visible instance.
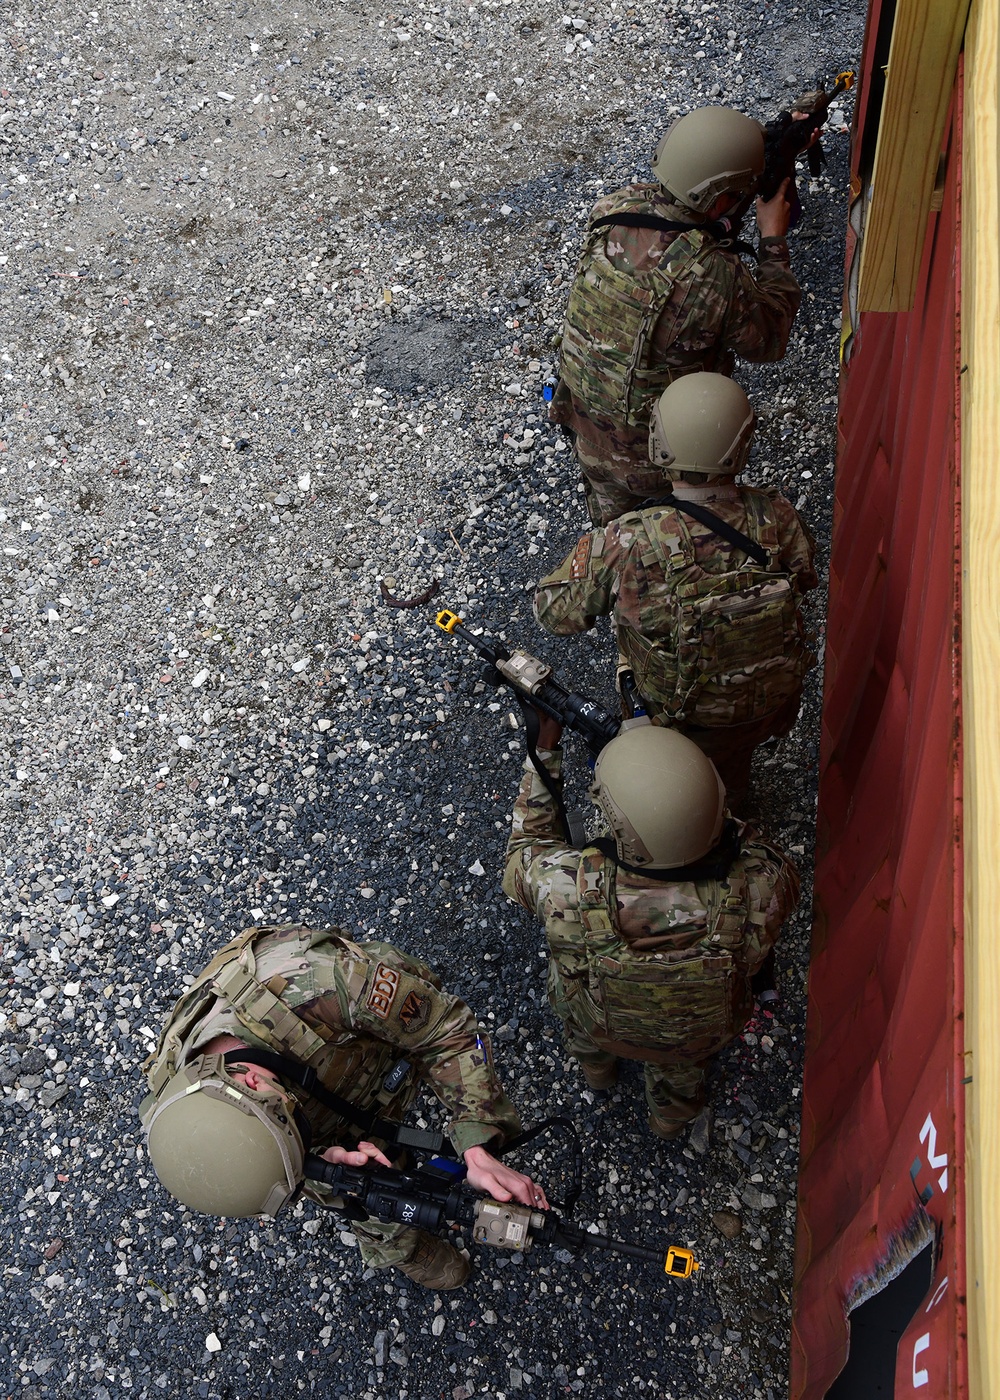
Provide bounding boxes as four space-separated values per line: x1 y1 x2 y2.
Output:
573 425 666 526
658 690 803 812
352 1217 424 1270
547 956 710 1132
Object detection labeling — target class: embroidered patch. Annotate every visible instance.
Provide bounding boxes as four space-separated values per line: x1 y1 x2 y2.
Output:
397 990 430 1032
366 963 400 1020
570 536 592 579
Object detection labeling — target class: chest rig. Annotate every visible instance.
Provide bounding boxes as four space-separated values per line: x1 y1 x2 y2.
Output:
621 489 809 725
561 850 756 1062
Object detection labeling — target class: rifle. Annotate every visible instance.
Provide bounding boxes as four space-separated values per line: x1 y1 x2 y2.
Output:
434 609 620 756
304 1153 701 1280
434 608 621 842
758 71 855 225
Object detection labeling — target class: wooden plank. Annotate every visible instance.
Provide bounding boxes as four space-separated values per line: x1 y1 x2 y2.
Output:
858 0 970 311
961 0 1000 1394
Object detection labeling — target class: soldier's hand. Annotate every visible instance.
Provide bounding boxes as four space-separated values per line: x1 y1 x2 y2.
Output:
462 1144 550 1210
756 178 793 238
319 1141 393 1169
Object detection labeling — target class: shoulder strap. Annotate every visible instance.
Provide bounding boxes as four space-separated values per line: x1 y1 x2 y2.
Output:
658 493 768 567
212 952 334 1065
143 926 264 1091
740 489 781 563
589 211 758 261
576 849 618 935
704 861 751 950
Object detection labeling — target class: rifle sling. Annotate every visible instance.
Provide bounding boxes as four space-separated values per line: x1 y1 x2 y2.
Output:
222 1048 455 1157
588 211 758 262
645 493 769 567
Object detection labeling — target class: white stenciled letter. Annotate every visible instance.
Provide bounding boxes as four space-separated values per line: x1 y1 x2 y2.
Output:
919 1114 948 1192
912 1333 930 1387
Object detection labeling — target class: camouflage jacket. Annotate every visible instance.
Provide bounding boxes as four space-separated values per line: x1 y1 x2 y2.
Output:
503 751 799 980
552 183 801 438
533 484 818 724
151 925 520 1168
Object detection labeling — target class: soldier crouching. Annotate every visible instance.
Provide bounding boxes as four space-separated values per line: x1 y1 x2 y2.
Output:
140 926 548 1290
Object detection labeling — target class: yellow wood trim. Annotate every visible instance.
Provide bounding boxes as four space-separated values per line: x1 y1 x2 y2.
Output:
858 0 971 311
962 0 1000 1394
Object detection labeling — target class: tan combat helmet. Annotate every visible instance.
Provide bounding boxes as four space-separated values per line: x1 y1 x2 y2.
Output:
648 372 756 475
652 107 765 213
591 720 725 868
140 1053 306 1217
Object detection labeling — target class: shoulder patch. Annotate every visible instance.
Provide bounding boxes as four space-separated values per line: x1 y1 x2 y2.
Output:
397 990 430 1032
366 962 400 1020
570 536 593 579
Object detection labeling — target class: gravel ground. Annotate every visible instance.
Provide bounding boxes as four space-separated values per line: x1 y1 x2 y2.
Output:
1 1 862 1396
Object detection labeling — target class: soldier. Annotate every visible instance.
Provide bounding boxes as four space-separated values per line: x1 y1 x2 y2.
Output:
140 924 548 1290
534 373 818 810
550 105 802 524
503 718 799 1138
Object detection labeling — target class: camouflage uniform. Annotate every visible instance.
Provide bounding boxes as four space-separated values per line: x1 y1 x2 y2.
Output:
533 482 818 802
503 752 799 1131
551 184 801 524
156 925 520 1270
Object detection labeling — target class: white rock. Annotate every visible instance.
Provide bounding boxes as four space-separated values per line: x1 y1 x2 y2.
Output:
177 735 196 751
109 748 124 763
190 669 210 689
467 859 486 876
205 1332 223 1353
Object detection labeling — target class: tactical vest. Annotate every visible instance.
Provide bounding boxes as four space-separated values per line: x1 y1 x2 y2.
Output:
620 490 813 726
559 195 725 429
557 850 758 1063
142 926 413 1136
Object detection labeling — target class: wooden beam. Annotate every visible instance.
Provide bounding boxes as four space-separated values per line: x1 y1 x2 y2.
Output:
962 0 1000 1395
858 0 970 311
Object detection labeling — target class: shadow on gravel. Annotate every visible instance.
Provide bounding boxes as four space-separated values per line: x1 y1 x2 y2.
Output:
364 314 502 393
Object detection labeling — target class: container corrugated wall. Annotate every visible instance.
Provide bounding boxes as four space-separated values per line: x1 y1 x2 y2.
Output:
790 73 966 1400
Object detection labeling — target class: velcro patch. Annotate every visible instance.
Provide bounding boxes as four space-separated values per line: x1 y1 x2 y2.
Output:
366 963 400 1020
397 990 430 1032
570 536 592 579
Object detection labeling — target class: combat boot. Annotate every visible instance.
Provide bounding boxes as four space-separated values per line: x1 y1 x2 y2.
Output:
648 1110 689 1141
580 1058 619 1090
395 1230 470 1290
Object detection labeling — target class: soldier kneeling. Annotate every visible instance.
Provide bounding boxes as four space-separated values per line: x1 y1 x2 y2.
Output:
534 372 817 810
503 718 799 1138
140 927 547 1290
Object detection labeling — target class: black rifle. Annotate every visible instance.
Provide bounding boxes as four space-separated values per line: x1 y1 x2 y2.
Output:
434 608 621 842
304 1153 700 1279
759 71 855 225
434 608 620 756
